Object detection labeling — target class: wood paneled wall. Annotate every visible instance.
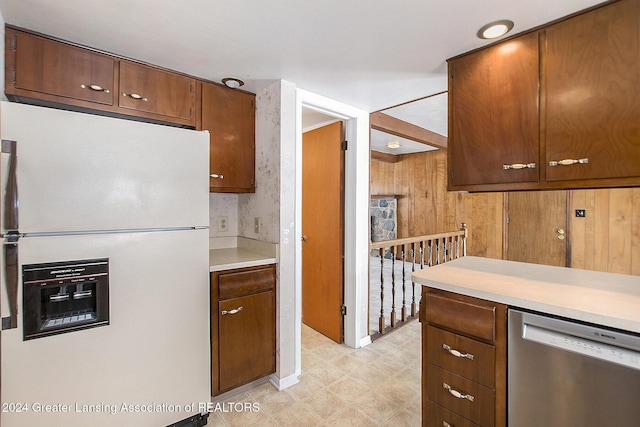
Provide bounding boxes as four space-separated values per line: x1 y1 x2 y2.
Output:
370 150 504 260
371 150 640 275
570 188 640 276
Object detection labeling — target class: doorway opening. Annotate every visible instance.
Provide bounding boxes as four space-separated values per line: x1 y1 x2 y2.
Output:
301 119 345 343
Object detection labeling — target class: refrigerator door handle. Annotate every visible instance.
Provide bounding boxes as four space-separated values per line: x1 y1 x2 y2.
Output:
2 235 19 330
1 140 19 330
2 139 19 232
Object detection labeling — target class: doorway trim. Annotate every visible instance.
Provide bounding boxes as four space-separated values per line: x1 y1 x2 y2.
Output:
295 89 370 364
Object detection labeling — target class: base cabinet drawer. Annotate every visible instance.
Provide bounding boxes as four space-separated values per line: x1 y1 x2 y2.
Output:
427 364 495 426
426 325 495 387
426 400 480 427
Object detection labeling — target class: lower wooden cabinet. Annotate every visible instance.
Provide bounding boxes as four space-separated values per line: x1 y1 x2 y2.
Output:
211 264 276 396
421 287 507 427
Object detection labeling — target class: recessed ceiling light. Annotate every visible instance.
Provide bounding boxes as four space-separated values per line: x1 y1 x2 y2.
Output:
477 20 514 39
387 141 401 149
222 77 244 89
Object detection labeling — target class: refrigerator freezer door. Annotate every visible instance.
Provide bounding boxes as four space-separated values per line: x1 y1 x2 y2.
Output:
0 102 209 234
1 229 210 427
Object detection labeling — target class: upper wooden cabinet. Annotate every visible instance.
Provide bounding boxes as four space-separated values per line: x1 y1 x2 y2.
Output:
448 32 540 187
6 27 116 107
118 61 195 126
5 26 196 127
448 0 640 191
543 0 640 184
200 82 256 193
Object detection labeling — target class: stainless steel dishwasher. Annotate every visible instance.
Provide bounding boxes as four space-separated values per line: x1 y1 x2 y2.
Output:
508 309 640 426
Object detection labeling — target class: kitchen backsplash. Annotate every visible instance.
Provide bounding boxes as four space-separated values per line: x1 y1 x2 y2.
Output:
209 193 238 237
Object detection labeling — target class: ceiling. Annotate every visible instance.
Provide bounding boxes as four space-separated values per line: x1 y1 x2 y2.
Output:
1 0 603 146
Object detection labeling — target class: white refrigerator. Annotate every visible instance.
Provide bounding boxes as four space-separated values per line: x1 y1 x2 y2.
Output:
0 102 211 427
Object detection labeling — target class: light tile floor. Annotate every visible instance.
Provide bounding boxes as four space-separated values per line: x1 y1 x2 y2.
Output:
208 320 422 426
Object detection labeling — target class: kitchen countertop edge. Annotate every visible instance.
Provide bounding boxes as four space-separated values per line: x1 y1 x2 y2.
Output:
209 247 277 272
412 256 640 334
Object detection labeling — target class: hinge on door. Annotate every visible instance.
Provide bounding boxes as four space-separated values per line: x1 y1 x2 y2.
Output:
10 35 16 51
341 140 348 151
341 305 347 316
450 170 454 182
11 69 16 84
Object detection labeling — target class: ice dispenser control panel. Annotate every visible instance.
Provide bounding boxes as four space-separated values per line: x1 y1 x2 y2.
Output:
22 258 109 340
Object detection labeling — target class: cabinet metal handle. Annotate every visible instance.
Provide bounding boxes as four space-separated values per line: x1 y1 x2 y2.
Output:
81 84 110 93
443 343 474 360
503 162 536 170
210 173 224 179
548 158 588 167
301 235 308 242
221 306 243 315
443 383 474 402
122 92 148 101
443 422 452 427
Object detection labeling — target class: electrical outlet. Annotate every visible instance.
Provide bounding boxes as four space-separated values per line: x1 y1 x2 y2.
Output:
254 217 261 234
218 216 228 232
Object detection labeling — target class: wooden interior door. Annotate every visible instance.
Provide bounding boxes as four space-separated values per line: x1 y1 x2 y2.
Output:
506 191 568 267
302 121 344 343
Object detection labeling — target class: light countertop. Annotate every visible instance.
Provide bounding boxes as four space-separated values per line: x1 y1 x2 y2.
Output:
411 256 640 333
209 237 278 272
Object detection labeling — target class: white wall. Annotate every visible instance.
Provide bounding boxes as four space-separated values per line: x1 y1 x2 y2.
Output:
236 80 299 389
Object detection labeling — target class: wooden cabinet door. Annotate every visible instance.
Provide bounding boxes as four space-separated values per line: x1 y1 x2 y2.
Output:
218 290 275 393
201 82 256 193
118 61 195 126
506 191 568 267
448 32 540 188
544 0 640 182
7 28 115 106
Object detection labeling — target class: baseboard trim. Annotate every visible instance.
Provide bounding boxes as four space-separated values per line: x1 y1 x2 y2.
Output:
269 373 300 391
360 335 372 348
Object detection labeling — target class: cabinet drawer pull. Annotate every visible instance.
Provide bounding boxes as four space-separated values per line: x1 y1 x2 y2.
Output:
443 382 474 402
210 173 224 179
221 306 243 315
443 422 452 427
503 162 536 170
81 84 110 93
442 343 474 360
548 158 588 167
122 92 148 101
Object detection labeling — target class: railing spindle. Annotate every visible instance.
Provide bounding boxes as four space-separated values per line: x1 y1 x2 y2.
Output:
390 246 397 328
411 243 417 317
379 248 385 334
401 247 407 322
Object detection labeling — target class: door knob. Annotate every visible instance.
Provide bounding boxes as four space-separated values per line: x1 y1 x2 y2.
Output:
557 229 565 240
301 235 308 242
